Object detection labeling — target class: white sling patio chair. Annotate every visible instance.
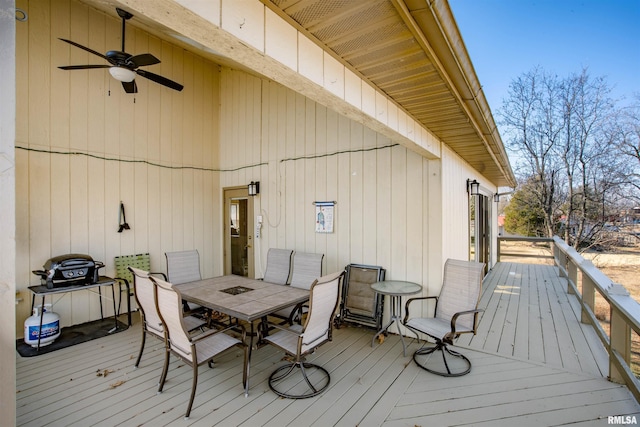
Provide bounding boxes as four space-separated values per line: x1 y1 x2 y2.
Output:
263 270 343 399
271 251 324 324
128 267 205 373
151 275 248 420
403 259 485 377
262 248 293 285
165 249 204 315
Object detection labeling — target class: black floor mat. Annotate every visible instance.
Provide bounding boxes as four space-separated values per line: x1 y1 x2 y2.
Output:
16 318 128 357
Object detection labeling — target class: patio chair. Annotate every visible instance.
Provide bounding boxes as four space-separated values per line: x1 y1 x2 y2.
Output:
403 259 484 377
128 267 205 373
263 270 343 399
337 263 385 330
262 248 293 285
150 275 248 420
271 251 324 324
165 250 204 314
290 252 324 289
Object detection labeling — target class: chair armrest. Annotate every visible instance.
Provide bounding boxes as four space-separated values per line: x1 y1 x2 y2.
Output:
403 296 438 324
266 322 303 338
150 272 167 280
287 302 308 325
447 308 485 339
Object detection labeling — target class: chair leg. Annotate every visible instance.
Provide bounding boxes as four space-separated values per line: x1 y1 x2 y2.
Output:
134 330 147 368
157 346 171 393
412 341 472 377
184 363 198 420
268 361 330 399
299 362 321 393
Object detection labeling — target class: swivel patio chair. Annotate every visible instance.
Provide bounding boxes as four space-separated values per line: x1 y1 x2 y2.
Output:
262 248 293 285
128 267 205 373
403 259 484 377
263 270 343 399
150 275 248 420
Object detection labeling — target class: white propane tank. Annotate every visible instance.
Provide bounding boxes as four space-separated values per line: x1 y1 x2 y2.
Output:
24 304 61 347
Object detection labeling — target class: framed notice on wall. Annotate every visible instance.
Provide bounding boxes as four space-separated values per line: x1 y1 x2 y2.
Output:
315 201 335 233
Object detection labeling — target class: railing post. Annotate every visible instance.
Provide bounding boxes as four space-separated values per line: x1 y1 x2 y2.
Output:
567 260 577 295
581 270 595 324
610 303 631 384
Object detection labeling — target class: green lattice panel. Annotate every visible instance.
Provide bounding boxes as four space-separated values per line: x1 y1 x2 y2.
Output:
114 253 151 284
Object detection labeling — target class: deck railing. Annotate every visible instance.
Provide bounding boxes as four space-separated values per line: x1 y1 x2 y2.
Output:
498 235 640 402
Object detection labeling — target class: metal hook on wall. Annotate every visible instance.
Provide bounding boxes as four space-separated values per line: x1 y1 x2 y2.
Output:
118 202 131 233
15 8 28 22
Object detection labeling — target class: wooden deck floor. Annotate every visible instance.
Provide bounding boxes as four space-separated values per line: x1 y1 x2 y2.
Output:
16 263 640 426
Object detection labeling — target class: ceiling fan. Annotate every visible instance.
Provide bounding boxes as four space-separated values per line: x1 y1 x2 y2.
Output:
58 7 183 94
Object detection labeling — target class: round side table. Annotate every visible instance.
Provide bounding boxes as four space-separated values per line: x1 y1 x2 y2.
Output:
371 280 422 356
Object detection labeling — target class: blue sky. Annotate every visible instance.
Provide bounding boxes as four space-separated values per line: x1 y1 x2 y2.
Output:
448 0 639 113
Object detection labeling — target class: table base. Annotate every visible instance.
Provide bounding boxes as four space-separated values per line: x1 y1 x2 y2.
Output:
371 294 410 356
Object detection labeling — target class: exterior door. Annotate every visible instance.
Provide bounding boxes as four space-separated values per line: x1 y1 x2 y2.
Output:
470 193 491 273
223 187 255 278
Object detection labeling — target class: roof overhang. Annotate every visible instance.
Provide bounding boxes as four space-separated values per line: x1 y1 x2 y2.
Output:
261 0 516 187
73 0 516 187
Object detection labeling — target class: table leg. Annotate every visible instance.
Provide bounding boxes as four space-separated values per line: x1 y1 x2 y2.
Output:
391 295 409 357
36 296 45 351
372 295 397 348
245 321 254 397
98 287 104 320
109 284 118 333
372 295 409 356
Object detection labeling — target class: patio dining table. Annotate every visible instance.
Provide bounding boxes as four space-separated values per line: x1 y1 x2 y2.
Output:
175 275 309 395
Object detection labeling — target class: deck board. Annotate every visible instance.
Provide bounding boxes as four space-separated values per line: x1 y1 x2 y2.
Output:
16 262 640 426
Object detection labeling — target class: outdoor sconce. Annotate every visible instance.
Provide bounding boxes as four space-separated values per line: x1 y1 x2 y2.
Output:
467 179 480 195
493 190 513 202
248 181 260 196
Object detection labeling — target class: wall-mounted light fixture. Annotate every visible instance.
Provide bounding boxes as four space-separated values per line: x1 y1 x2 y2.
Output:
248 181 260 196
467 179 480 196
493 190 514 202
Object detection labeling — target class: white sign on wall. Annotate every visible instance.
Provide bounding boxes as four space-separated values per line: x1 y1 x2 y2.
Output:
315 201 334 233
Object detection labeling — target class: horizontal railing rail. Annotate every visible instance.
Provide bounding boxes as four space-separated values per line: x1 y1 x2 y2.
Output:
498 235 640 402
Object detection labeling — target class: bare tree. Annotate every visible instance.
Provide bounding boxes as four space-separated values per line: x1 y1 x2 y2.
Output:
558 69 616 247
501 67 625 249
617 95 640 202
501 67 562 237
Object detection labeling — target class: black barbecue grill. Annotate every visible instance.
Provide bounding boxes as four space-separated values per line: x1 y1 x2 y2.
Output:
32 254 105 289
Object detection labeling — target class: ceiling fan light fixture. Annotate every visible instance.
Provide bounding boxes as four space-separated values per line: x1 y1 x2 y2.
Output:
109 66 135 82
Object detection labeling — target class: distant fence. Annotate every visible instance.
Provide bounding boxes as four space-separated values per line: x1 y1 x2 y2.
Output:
498 235 640 403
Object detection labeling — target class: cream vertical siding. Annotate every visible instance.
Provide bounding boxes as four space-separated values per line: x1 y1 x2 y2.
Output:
219 69 440 293
14 0 222 334
14 0 493 337
1 0 17 421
